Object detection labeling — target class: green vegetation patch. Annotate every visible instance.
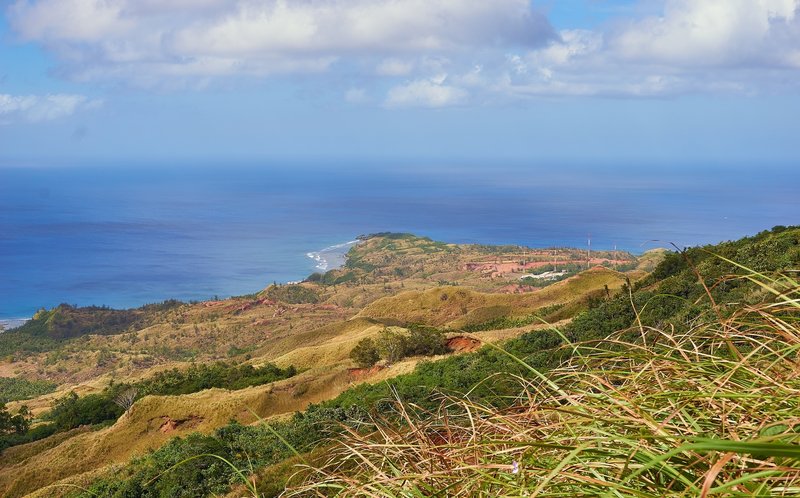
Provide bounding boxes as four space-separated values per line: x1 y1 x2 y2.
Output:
73 408 365 498
265 284 320 304
128 361 298 397
0 377 57 404
0 300 185 357
349 325 448 367
0 362 298 455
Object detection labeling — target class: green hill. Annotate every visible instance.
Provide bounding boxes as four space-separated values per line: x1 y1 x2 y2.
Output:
66 226 800 497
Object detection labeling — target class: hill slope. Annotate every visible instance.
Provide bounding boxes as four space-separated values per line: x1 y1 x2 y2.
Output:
0 233 649 496
45 226 800 497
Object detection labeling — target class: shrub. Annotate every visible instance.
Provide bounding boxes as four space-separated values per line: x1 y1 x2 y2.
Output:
376 329 409 364
405 325 447 356
0 404 30 435
44 392 123 431
124 361 297 397
305 272 323 283
349 338 380 368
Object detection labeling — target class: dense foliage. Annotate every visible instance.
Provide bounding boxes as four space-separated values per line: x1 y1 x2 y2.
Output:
0 377 56 403
0 300 184 357
349 325 448 367
1 391 123 452
348 338 380 368
0 404 37 451
122 361 298 397
0 404 30 435
43 391 124 431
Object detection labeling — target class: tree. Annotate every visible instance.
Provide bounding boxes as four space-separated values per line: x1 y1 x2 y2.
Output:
0 403 30 435
376 329 409 364
113 387 139 413
46 391 123 430
406 326 447 356
349 338 380 368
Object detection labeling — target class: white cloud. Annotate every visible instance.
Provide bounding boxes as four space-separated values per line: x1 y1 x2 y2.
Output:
376 59 415 76
0 93 101 123
7 0 554 85
385 76 468 108
610 0 800 66
489 0 800 99
6 0 800 102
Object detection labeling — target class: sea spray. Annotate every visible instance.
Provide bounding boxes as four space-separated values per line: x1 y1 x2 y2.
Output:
306 240 360 271
0 318 29 332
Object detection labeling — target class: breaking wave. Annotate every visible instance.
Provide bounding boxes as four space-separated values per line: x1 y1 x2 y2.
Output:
306 240 360 272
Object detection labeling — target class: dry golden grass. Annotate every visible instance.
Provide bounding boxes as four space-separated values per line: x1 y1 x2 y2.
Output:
289 269 800 498
271 323 385 369
0 368 353 497
358 267 629 327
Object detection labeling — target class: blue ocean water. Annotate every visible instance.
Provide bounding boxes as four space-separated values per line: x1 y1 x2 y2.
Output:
1 162 798 320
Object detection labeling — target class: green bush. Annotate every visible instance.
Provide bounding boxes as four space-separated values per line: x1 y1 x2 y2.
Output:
0 403 30 435
349 338 380 368
405 325 447 356
349 326 450 368
44 392 123 431
376 329 409 363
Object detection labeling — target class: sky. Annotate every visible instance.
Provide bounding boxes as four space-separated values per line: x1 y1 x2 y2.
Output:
1 0 799 166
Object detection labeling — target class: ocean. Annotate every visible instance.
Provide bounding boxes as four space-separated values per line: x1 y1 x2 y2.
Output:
1 161 797 322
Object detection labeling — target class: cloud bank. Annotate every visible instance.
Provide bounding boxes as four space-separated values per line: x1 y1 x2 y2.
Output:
7 0 800 106
8 0 552 80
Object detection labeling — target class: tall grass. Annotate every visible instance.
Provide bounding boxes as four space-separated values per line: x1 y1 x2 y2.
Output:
287 268 800 497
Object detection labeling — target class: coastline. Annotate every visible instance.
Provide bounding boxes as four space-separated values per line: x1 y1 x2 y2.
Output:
0 318 29 332
306 240 360 272
1 239 362 326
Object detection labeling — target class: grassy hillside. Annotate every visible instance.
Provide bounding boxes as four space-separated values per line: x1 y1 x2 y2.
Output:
293 268 800 496
0 233 647 496
52 226 800 497
358 267 627 327
0 234 629 389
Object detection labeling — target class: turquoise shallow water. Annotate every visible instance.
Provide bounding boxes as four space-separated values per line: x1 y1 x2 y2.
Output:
1 161 797 319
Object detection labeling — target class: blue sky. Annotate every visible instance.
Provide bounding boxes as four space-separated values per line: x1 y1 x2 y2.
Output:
1 0 799 166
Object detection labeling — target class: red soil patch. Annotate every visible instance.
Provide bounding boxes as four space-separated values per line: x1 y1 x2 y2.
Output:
446 336 482 353
203 300 226 308
347 365 385 382
156 415 203 434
